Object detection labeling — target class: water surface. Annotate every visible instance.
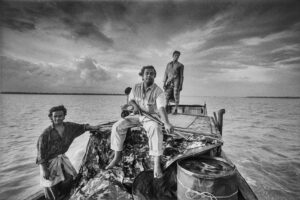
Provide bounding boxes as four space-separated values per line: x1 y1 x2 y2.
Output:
0 94 299 200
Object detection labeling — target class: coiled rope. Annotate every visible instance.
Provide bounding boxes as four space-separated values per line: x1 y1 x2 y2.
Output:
177 178 238 200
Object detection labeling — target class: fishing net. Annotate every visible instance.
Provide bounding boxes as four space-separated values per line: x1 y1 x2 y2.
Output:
70 121 221 200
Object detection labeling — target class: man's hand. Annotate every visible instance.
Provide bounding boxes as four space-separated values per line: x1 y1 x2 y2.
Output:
163 84 167 91
164 122 174 134
42 166 50 180
86 124 102 131
133 104 141 115
129 100 141 115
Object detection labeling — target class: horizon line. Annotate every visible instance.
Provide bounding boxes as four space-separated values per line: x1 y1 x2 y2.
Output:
1 91 124 96
1 91 300 99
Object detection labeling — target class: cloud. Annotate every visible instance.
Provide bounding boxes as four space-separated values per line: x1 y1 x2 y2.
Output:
1 1 300 96
1 1 114 47
75 57 111 83
0 56 123 93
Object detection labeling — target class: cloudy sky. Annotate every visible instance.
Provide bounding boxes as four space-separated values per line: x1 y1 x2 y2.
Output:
1 0 300 96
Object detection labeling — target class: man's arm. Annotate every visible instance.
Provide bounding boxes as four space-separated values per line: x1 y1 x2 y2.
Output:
85 124 102 131
158 107 173 134
36 133 50 179
162 64 169 90
156 92 173 133
179 65 184 91
128 99 141 114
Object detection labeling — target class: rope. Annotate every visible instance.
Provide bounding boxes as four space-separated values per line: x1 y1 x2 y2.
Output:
177 178 238 200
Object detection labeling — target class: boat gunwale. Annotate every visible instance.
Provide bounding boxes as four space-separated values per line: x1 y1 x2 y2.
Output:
24 104 258 200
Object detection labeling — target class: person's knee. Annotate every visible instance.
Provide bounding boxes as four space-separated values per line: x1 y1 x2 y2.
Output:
112 120 126 134
149 122 161 132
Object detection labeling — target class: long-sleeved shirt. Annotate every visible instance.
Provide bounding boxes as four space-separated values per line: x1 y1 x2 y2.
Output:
36 122 88 165
163 61 184 89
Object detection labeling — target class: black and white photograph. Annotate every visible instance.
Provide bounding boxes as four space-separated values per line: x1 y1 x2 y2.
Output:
1 0 299 200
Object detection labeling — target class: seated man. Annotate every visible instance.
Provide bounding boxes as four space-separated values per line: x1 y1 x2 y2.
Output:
36 105 102 200
106 65 173 178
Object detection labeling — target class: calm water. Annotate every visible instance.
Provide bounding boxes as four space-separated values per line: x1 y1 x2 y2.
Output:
0 94 299 200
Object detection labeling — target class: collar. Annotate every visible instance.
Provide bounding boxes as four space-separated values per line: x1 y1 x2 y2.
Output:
142 82 156 92
51 122 65 129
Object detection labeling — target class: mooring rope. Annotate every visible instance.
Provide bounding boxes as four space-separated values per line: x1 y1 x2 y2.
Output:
177 178 238 200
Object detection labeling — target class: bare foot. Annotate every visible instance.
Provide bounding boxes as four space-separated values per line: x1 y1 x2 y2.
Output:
154 164 163 178
154 156 163 178
105 151 122 170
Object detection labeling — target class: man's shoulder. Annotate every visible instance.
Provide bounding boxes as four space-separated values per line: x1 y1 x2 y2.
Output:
132 83 143 91
134 82 143 87
64 121 81 127
177 61 184 67
167 61 173 67
40 125 52 137
153 83 163 93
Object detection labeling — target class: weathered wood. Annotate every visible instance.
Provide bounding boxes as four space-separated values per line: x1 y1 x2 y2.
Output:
213 111 219 132
23 190 44 200
221 152 258 200
168 115 198 128
218 109 226 135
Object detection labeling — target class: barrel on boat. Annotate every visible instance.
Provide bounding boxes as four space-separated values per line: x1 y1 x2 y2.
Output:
177 156 238 200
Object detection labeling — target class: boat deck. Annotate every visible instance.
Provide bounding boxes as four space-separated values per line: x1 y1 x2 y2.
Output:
25 105 258 200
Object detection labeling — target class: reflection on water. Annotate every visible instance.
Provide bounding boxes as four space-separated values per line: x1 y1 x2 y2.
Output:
0 94 299 200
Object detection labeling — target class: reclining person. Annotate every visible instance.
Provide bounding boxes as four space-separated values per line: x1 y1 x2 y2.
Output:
106 65 174 178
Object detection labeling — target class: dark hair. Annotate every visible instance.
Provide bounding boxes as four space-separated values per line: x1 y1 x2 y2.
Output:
173 50 181 56
138 65 156 77
124 87 132 95
48 105 67 118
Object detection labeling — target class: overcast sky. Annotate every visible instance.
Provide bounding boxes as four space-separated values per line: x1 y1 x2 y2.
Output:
1 0 300 96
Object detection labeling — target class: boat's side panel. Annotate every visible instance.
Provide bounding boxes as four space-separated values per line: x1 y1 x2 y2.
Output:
167 104 207 115
221 152 258 200
23 190 45 200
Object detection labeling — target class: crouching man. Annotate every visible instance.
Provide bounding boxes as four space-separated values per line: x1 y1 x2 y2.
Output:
36 105 101 200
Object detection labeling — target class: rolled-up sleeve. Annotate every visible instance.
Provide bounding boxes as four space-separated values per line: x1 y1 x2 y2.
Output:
68 122 86 138
156 92 166 109
128 87 135 102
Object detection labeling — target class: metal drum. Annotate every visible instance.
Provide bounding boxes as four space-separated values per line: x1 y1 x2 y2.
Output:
177 156 238 200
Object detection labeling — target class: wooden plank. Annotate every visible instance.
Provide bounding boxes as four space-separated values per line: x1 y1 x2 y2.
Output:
221 152 258 200
168 114 198 128
23 190 45 200
164 143 221 169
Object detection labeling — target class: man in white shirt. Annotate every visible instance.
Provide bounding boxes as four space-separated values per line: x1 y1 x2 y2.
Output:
106 66 173 178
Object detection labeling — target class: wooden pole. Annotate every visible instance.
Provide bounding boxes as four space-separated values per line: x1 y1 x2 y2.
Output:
217 109 225 135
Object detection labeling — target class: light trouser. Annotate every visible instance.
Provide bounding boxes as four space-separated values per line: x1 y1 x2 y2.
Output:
110 115 163 156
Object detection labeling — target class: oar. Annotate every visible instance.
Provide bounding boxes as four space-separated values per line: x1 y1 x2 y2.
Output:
139 110 190 139
140 110 222 143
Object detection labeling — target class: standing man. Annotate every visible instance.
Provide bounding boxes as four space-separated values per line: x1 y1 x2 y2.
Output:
106 66 174 178
36 105 101 200
163 50 184 114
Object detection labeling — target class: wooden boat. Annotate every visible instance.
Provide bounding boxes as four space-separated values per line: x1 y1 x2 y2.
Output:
25 104 258 200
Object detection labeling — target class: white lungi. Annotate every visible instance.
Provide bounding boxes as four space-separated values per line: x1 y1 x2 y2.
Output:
40 154 77 187
110 115 163 156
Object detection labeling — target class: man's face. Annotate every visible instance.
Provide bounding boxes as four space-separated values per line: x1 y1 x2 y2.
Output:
51 110 65 125
143 68 156 85
173 53 180 62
